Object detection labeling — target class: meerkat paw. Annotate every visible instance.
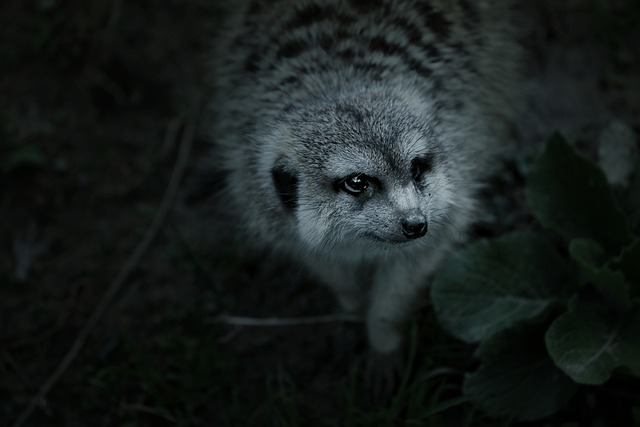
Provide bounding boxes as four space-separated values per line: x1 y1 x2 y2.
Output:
330 321 363 361
363 347 405 407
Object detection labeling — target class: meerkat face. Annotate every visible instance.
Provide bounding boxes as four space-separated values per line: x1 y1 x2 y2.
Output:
266 92 457 255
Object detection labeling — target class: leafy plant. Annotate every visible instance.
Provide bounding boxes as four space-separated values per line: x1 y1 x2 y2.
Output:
430 134 640 422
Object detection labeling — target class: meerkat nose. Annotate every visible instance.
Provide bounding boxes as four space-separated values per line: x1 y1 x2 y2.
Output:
401 216 428 239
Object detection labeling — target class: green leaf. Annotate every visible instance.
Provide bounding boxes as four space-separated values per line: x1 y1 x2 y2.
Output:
569 238 631 307
611 238 640 290
619 157 640 229
464 323 578 421
525 133 633 254
37 0 57 11
431 232 571 343
1 145 47 172
545 300 640 384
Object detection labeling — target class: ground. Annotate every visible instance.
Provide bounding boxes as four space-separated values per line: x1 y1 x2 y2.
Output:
1 1 639 426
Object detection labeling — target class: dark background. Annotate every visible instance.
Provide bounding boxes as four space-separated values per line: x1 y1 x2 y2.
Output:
1 1 639 426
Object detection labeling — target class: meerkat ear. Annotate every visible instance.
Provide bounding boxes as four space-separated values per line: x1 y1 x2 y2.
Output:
271 162 298 213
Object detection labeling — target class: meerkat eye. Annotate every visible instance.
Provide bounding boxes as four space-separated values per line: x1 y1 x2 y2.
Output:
411 156 434 181
336 173 372 196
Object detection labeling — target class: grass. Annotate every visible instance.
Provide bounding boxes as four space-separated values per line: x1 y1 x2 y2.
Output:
72 292 247 426
73 312 487 427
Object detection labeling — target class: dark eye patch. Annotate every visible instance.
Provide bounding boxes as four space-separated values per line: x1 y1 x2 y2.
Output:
271 165 298 213
411 155 434 181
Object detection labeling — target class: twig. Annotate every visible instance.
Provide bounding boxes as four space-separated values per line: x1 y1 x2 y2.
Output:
3 352 52 417
120 403 179 423
214 313 363 327
12 114 196 427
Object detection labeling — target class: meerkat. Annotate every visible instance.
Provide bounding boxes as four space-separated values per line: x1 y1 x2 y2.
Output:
209 0 520 368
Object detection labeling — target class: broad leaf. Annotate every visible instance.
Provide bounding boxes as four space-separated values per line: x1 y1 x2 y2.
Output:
431 232 570 343
525 134 633 255
619 158 640 229
612 238 640 291
546 300 640 384
464 323 578 421
569 239 631 307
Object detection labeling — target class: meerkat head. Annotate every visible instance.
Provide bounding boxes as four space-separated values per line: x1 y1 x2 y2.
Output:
261 89 465 256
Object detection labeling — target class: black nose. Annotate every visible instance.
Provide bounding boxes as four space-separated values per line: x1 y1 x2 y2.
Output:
401 218 428 239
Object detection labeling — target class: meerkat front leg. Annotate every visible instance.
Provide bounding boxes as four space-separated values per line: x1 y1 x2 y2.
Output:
363 255 445 401
367 272 422 356
366 252 448 355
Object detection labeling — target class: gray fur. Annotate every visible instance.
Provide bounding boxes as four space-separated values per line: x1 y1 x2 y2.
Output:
209 0 521 354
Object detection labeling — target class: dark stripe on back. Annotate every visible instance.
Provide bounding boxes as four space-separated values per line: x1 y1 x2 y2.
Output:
415 3 451 39
353 61 387 76
279 75 301 86
318 33 335 51
369 36 407 56
285 4 334 30
368 35 433 78
244 51 261 72
338 48 357 61
282 3 356 31
276 39 310 59
392 16 424 46
246 0 280 19
348 0 384 12
458 0 480 23
404 56 432 78
391 16 441 58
